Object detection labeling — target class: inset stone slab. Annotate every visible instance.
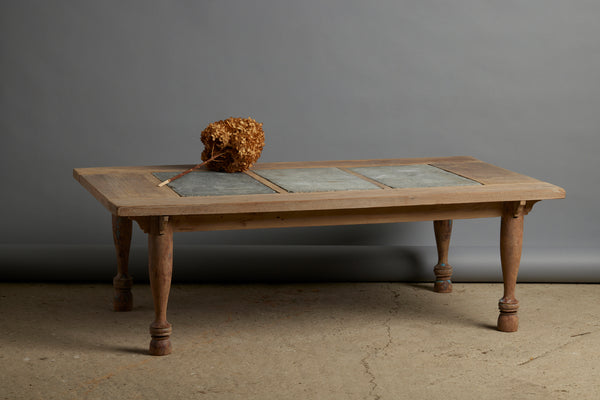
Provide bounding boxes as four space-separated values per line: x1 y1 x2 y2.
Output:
254 168 382 193
350 164 481 188
153 171 276 197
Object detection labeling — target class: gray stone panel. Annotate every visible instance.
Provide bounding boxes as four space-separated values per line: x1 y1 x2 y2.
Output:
153 171 276 197
350 164 481 188
254 168 382 193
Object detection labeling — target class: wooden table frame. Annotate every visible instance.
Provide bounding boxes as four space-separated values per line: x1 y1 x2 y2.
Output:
73 156 565 356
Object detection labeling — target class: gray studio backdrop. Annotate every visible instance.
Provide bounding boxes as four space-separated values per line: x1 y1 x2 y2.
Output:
1 1 599 282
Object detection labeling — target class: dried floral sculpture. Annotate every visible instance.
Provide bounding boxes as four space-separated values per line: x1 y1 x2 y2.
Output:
157 117 264 187
200 117 265 173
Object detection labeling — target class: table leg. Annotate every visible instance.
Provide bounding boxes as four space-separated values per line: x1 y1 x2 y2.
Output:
112 215 133 312
498 203 524 332
148 217 173 356
433 220 453 293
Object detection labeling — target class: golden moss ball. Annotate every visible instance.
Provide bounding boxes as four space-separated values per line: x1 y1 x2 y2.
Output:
200 117 265 173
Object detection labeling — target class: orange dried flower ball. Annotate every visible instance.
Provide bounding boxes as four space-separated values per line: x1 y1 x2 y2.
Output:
200 117 265 173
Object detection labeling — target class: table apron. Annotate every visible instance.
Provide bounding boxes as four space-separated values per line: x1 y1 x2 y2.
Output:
147 201 514 232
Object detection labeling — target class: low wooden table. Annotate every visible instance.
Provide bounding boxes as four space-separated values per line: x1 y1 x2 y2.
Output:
73 156 565 356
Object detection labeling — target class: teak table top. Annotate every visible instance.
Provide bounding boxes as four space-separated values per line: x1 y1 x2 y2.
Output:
73 156 565 219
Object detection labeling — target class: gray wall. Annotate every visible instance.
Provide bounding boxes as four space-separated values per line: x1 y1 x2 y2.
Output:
2 1 599 281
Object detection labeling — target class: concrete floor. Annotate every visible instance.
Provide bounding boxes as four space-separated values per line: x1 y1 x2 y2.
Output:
1 283 599 400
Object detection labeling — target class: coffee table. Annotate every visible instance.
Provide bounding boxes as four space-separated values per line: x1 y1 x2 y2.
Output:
73 156 565 355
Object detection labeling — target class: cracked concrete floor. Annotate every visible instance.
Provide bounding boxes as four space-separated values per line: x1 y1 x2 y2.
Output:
1 283 599 400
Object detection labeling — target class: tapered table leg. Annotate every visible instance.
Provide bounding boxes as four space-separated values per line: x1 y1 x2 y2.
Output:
433 220 453 293
498 203 524 332
112 215 133 312
148 216 173 356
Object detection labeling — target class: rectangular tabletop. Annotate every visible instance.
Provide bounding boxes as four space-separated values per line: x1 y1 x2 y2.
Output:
73 157 565 228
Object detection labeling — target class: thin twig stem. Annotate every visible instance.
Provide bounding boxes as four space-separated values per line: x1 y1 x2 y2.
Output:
157 152 224 187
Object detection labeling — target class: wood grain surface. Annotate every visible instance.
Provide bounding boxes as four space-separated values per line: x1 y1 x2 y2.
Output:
74 157 565 218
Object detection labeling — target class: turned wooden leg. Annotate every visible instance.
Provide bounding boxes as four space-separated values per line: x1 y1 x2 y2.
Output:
498 203 524 332
112 215 133 312
148 216 173 356
433 220 453 293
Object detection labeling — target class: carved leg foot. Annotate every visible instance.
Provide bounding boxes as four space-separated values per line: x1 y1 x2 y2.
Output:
498 299 519 332
150 321 173 356
498 202 524 332
113 275 133 311
148 216 173 356
112 215 133 312
433 220 453 293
